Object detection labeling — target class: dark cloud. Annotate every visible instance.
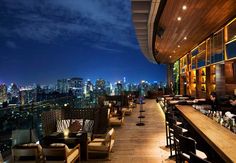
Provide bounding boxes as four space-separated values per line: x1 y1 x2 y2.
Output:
5 40 17 48
0 0 137 49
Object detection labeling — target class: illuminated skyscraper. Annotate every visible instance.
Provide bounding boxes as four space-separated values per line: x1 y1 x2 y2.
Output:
0 84 7 104
68 78 83 98
57 79 69 93
95 79 106 96
19 87 36 105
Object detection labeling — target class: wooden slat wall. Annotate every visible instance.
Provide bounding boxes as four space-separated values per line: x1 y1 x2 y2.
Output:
216 64 226 96
225 60 236 95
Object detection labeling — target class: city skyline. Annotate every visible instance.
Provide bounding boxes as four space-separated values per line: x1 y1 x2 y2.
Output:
0 76 165 88
0 0 166 85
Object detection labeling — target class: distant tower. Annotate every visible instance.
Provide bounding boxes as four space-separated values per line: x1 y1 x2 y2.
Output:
0 84 8 103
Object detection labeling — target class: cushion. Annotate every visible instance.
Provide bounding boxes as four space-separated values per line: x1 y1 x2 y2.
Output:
50 143 70 154
88 142 108 151
68 121 82 133
83 119 94 133
93 138 106 142
50 143 66 147
56 119 70 132
71 119 83 129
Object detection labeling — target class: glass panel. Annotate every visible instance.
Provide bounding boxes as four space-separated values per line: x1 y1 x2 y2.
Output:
206 39 211 65
191 56 196 69
192 49 198 56
228 19 236 42
226 40 236 59
197 51 206 68
211 30 224 63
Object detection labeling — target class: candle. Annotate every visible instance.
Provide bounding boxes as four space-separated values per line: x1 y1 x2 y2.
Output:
63 128 69 138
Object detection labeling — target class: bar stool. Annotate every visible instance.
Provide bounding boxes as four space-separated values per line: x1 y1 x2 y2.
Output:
168 117 188 158
173 124 188 163
189 152 211 163
179 135 207 162
165 112 183 147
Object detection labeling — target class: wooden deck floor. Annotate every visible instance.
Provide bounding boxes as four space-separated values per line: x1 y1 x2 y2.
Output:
86 99 175 163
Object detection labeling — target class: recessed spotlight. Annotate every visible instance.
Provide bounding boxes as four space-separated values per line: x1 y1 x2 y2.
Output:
178 45 180 48
169 56 172 58
182 5 187 10
177 17 181 21
184 36 187 40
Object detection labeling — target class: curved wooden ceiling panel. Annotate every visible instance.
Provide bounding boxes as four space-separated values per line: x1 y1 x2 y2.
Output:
154 0 236 64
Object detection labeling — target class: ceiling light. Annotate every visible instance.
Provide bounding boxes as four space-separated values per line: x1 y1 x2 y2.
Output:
184 36 187 40
177 17 181 21
169 56 172 58
182 5 187 10
178 45 180 48
173 50 176 53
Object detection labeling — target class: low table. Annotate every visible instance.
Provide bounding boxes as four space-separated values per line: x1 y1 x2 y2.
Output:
41 132 88 161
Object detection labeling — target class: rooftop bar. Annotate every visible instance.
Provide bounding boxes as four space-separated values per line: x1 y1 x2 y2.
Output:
0 0 236 162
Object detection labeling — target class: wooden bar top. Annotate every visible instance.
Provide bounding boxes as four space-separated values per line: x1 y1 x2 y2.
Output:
176 105 236 163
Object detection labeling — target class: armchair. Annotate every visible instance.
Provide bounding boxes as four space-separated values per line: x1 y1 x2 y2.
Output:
109 111 125 126
42 143 80 163
12 144 43 163
88 128 115 160
122 107 133 115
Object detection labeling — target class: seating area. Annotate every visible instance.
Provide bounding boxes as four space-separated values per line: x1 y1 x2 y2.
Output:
3 100 181 162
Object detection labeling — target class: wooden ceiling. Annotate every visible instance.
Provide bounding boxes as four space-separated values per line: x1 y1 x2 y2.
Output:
154 0 236 64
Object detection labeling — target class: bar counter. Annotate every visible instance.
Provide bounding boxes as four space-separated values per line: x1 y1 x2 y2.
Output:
176 105 236 163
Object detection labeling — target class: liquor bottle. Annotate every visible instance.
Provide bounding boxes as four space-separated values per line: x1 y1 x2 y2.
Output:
207 110 211 117
231 119 236 133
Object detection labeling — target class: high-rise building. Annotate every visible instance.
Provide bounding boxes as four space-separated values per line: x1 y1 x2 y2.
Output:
0 84 8 104
95 79 106 96
115 81 123 95
57 79 69 93
84 79 93 98
68 78 83 98
8 83 19 104
105 81 111 95
19 88 36 105
9 83 19 98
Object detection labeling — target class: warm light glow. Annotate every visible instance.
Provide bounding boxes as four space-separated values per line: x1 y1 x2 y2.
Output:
63 128 69 138
173 50 176 53
184 36 187 40
178 45 180 48
177 17 181 21
169 56 172 58
182 5 187 10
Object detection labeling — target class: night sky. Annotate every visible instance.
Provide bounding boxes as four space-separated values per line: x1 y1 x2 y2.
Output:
0 0 166 86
